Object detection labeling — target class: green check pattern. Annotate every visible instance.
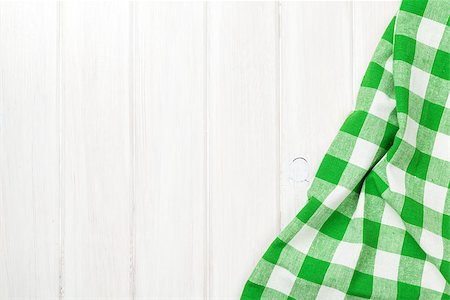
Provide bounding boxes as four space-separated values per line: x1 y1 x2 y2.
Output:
242 0 450 299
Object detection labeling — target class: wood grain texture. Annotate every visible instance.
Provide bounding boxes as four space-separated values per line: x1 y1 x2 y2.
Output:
207 2 280 298
352 1 401 100
133 2 206 298
61 2 131 297
0 3 60 298
280 2 353 227
0 2 401 298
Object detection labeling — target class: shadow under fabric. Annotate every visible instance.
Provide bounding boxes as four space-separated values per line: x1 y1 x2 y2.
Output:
241 0 450 299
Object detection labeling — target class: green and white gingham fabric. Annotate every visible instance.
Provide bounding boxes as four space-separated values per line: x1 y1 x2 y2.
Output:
242 0 450 299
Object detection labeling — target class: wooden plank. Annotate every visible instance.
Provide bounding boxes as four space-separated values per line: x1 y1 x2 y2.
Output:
280 2 354 227
352 1 400 100
60 2 131 297
207 2 279 297
133 3 206 298
0 3 59 298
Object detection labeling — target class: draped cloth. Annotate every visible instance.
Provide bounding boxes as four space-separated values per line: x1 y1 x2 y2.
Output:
242 0 450 298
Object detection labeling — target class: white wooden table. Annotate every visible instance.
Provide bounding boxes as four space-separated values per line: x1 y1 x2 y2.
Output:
0 1 399 298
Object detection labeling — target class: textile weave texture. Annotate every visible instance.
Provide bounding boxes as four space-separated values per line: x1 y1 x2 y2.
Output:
242 0 450 299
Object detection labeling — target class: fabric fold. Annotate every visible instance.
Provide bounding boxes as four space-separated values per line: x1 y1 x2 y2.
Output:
241 0 449 298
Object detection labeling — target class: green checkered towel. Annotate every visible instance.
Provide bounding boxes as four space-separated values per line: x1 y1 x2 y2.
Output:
242 0 450 299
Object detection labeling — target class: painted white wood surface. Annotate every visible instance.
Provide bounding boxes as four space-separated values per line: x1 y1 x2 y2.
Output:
353 1 401 101
0 3 60 298
207 2 279 298
280 1 354 227
133 2 206 298
0 1 400 299
61 2 131 298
